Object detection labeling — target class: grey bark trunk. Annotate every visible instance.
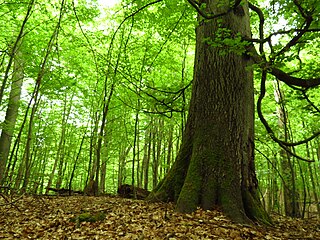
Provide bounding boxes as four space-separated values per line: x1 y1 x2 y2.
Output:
0 47 24 184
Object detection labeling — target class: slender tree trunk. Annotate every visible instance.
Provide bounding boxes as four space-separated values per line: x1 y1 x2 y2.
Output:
46 94 71 193
180 42 188 136
274 80 300 217
20 95 42 192
100 127 110 194
0 0 34 105
26 0 65 193
165 127 173 175
32 149 48 194
148 0 271 224
69 131 86 194
155 119 163 186
95 83 115 195
55 94 73 189
151 118 159 189
100 159 106 193
306 140 320 217
142 126 152 190
136 114 141 188
15 83 41 192
141 126 150 189
117 145 131 187
85 111 99 188
132 109 139 190
265 160 273 213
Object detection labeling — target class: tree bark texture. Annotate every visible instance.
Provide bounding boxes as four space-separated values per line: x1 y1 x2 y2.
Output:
148 0 271 224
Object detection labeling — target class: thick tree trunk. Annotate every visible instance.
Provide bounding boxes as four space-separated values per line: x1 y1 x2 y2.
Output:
148 0 271 224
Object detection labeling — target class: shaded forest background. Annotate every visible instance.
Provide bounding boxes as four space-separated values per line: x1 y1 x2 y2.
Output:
0 0 320 220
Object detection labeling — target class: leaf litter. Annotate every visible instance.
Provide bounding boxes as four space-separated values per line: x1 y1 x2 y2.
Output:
0 195 319 239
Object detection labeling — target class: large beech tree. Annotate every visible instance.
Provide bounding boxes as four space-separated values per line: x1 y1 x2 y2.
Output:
148 0 320 224
148 0 267 224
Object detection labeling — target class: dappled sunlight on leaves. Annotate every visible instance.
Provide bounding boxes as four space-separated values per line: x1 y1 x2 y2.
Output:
0 196 319 239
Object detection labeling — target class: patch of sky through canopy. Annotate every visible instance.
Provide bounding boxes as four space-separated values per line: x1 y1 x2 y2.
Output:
97 0 120 7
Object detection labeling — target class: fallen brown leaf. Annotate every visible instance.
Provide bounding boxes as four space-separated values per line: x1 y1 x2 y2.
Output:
0 195 319 239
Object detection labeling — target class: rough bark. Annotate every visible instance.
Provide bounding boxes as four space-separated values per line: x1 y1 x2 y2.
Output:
148 0 271 224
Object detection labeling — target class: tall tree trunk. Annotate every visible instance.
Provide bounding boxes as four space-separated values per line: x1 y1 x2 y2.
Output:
0 0 34 105
20 92 41 192
100 126 110 194
155 118 163 187
165 127 173 175
132 109 139 191
32 148 48 194
55 94 73 189
142 126 152 190
148 0 270 224
100 159 106 193
22 0 65 193
45 94 71 193
306 140 320 217
136 114 141 188
69 131 86 194
151 118 160 189
85 111 99 190
94 83 115 195
274 80 300 217
117 145 131 187
0 45 24 184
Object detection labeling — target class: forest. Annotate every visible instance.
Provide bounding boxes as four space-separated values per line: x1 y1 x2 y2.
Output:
1 0 320 239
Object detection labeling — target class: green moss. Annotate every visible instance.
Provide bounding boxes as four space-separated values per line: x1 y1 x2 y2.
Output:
70 212 106 223
242 191 273 226
147 138 193 204
176 182 200 213
175 150 203 213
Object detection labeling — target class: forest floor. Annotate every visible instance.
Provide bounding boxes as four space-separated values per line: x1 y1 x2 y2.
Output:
0 195 319 239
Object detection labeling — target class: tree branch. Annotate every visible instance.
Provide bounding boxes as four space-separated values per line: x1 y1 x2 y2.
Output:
247 1 320 161
256 71 314 162
246 28 320 44
246 44 320 88
302 90 320 114
270 68 320 88
276 16 313 57
248 2 265 54
110 0 164 55
293 0 309 19
187 0 242 19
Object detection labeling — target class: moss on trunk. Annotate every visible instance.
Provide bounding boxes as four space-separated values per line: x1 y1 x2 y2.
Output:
242 189 273 225
148 0 271 225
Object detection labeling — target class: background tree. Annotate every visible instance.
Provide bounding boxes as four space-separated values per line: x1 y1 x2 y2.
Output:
0 0 33 184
